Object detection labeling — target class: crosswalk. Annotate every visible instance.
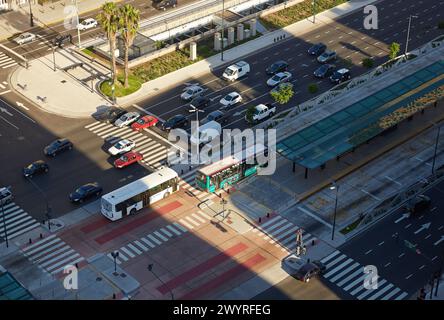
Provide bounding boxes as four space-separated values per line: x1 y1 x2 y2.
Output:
85 121 216 203
0 81 9 91
21 234 85 275
0 52 18 69
320 250 409 300
251 214 317 253
0 202 40 240
85 121 170 170
107 221 189 264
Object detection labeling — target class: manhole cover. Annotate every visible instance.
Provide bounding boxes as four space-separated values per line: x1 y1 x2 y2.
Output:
120 273 127 278
61 80 67 83
96 277 102 281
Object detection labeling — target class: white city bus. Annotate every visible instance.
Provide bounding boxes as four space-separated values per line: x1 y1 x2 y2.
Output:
101 167 179 221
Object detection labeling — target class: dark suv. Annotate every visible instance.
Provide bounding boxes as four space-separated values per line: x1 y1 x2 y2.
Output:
308 42 326 56
23 160 49 178
53 34 72 48
152 0 177 10
405 195 431 217
94 107 126 124
44 138 73 157
293 262 323 282
266 60 289 75
201 110 228 125
190 96 210 109
330 68 351 84
161 114 188 131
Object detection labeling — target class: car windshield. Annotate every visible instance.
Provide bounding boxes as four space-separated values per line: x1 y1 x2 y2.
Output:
186 89 194 95
225 95 234 101
119 156 128 162
75 186 87 195
225 68 234 76
136 118 145 124
271 75 281 81
27 163 36 169
115 142 125 149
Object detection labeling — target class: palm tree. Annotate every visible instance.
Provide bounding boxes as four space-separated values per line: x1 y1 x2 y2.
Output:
97 2 120 87
118 4 140 88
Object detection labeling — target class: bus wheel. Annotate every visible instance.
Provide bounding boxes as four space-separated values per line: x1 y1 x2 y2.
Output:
130 208 137 215
163 192 170 199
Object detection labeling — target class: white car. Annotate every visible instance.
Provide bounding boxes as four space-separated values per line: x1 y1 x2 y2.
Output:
220 92 242 108
181 85 204 101
77 18 98 31
114 112 140 127
266 71 292 87
108 139 136 156
13 32 36 45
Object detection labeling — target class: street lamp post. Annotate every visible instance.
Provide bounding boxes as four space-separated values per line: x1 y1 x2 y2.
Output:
189 105 204 164
405 15 418 56
330 181 339 241
148 264 174 300
52 45 57 72
432 124 441 175
1 200 9 248
75 0 82 49
220 0 225 61
26 177 51 231
28 0 34 27
312 0 317 24
220 198 227 218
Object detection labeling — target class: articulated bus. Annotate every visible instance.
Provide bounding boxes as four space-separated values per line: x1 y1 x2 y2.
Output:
101 167 179 221
195 144 267 193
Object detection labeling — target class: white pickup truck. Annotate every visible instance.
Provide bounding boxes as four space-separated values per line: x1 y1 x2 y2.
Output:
222 61 250 81
245 103 276 124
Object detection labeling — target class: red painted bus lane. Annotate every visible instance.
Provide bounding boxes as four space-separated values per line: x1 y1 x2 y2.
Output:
94 201 183 245
180 253 266 300
157 242 248 295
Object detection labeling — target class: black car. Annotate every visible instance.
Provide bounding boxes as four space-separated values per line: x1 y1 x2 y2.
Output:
265 60 289 75
313 64 335 78
293 262 323 282
307 42 327 56
189 96 210 109
405 195 431 217
69 182 103 203
44 138 73 157
23 160 49 178
152 0 177 10
161 114 188 131
330 68 351 84
201 110 228 125
95 107 126 124
53 34 72 48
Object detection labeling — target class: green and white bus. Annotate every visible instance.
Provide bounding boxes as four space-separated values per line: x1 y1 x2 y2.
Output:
195 144 267 193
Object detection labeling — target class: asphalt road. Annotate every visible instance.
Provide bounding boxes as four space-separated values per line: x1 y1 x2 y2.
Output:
130 0 444 132
0 0 201 61
253 275 341 300
336 178 444 299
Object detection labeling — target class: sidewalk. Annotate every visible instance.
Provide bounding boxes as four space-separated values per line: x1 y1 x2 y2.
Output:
0 0 121 41
9 0 378 118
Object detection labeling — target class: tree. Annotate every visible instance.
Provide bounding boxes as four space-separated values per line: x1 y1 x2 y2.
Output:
119 4 140 88
97 2 120 87
270 83 294 104
245 105 256 124
438 21 444 29
389 42 400 60
308 83 318 94
362 57 374 68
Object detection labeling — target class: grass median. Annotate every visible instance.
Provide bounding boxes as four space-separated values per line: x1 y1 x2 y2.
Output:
100 74 142 98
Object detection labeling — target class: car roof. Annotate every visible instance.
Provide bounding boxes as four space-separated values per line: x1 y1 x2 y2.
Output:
84 18 95 22
336 68 350 74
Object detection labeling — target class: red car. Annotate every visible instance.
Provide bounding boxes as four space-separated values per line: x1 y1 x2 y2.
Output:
131 115 158 131
113 152 143 168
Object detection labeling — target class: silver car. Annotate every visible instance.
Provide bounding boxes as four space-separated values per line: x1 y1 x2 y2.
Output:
14 32 36 45
114 112 140 127
0 187 13 206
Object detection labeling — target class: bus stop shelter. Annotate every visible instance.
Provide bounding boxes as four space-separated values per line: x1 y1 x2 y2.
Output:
276 60 444 178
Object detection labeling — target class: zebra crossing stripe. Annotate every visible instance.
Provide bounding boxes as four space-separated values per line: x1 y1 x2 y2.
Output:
154 231 168 242
0 83 5 89
166 225 182 236
265 222 291 241
2 220 40 238
127 243 142 255
117 251 129 261
86 122 107 130
51 257 85 274
133 240 148 252
132 136 151 144
198 211 212 220
23 234 57 252
2 210 26 224
368 283 394 300
344 274 367 292
160 228 173 237
252 216 282 233
191 213 206 223
271 225 299 243
102 127 127 139
148 234 162 245
324 258 354 278
46 253 81 272
141 237 156 248
262 218 288 234
85 122 102 129
136 142 162 154
329 262 360 282
357 279 386 299
336 268 363 287
320 250 341 264
173 222 188 232
32 243 69 262
40 249 76 268
2 62 17 69
185 216 200 226
120 246 136 258
394 292 408 300
91 123 115 134
325 254 347 269
381 287 401 300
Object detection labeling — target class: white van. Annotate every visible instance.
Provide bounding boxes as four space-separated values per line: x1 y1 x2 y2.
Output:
190 121 222 146
222 61 250 81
